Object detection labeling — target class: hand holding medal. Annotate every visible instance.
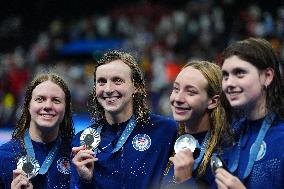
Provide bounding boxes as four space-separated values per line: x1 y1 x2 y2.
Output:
210 155 227 174
169 134 201 183
17 156 40 179
70 127 101 182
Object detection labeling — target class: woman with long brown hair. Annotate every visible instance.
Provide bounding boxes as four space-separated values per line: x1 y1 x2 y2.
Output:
0 73 74 189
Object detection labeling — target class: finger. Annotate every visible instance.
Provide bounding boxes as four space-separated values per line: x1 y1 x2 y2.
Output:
15 179 29 188
215 168 233 183
171 149 194 168
74 158 97 169
73 150 95 163
215 178 228 189
72 146 87 155
74 150 95 161
12 174 29 189
215 169 242 188
13 169 26 179
78 157 97 166
73 153 97 166
175 149 193 162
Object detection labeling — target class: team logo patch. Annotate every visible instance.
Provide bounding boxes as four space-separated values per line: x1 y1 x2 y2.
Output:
57 157 71 174
256 141 266 161
132 134 151 151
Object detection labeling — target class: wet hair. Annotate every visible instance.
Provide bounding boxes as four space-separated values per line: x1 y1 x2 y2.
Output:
90 50 150 125
220 38 284 119
12 73 75 144
178 61 232 176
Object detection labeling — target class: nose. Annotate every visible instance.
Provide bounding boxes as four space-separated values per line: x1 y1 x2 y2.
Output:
223 75 236 89
43 100 53 110
104 82 114 93
172 91 185 104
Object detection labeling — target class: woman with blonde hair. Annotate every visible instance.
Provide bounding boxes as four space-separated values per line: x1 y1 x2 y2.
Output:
162 61 232 188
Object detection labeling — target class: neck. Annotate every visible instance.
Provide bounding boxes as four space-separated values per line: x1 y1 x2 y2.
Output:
29 125 59 143
184 113 211 134
105 109 133 125
246 95 268 120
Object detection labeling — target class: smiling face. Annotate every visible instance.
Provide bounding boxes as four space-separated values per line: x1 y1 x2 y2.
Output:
29 80 66 131
95 60 136 120
222 55 267 113
170 66 211 124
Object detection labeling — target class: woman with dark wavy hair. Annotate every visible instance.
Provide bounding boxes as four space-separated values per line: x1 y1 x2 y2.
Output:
215 38 284 188
71 50 177 189
0 73 75 189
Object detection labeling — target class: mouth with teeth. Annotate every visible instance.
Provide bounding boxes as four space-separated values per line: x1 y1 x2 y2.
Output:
103 96 121 104
40 113 56 119
226 90 242 100
173 106 191 114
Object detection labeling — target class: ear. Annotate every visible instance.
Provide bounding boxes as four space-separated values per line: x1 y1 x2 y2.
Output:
263 67 274 87
207 95 220 110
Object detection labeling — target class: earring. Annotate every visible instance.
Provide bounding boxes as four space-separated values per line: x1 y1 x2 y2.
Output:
264 85 268 90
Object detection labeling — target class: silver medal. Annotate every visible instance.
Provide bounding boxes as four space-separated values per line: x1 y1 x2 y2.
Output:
17 156 40 179
210 155 223 174
174 134 198 153
80 128 101 150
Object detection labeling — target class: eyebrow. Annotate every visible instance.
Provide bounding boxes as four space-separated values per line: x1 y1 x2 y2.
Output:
96 77 106 81
222 70 228 75
173 82 198 90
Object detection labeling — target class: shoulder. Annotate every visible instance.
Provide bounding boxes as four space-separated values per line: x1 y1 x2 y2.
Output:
147 114 177 132
270 119 284 134
0 139 20 152
149 114 177 126
0 139 21 162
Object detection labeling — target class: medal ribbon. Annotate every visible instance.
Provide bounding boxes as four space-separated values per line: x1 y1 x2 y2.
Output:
242 112 275 178
95 115 136 153
193 131 211 170
228 118 247 173
228 113 275 179
24 130 60 175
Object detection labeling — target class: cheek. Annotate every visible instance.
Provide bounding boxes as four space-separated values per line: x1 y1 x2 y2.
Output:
246 85 263 99
222 80 227 90
95 87 102 96
56 104 66 115
169 93 175 103
187 96 206 108
29 103 40 113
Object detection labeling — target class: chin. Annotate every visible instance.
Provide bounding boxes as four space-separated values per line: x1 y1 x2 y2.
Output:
173 115 188 122
37 121 58 129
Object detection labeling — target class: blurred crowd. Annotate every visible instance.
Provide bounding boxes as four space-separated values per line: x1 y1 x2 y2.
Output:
0 0 284 127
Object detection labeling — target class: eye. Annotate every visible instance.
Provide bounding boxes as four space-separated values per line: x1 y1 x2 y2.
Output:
96 78 106 86
53 98 62 104
113 77 123 84
34 96 44 103
172 85 179 93
186 90 197 96
235 69 246 78
222 71 229 81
